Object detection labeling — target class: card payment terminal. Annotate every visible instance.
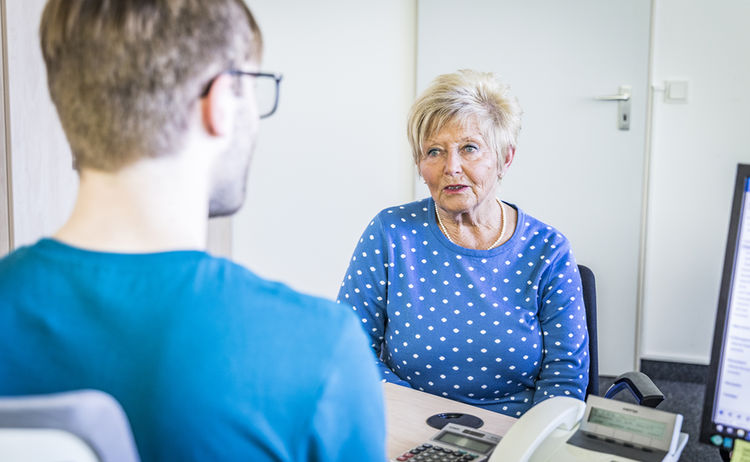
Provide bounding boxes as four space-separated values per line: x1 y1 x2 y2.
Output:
391 423 502 462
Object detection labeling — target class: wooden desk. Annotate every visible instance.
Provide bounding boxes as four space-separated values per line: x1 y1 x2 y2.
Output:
384 383 516 458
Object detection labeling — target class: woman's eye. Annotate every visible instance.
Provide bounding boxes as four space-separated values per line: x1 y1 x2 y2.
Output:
426 148 440 157
464 145 478 153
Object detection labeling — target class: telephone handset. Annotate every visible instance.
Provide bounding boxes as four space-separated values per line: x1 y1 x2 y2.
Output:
489 395 688 462
488 396 585 462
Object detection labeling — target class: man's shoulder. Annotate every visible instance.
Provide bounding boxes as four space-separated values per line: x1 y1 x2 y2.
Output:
205 257 357 330
0 241 352 330
0 241 39 265
0 241 47 289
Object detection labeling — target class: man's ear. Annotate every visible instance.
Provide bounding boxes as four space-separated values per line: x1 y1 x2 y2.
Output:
201 74 236 137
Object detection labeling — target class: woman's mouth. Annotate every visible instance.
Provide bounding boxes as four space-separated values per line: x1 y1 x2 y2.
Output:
444 185 468 193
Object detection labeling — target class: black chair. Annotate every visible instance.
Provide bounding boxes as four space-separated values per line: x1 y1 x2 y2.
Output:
578 264 599 398
578 264 664 408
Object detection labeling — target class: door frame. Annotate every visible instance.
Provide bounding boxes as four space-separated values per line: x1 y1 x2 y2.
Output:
0 0 12 256
633 0 657 373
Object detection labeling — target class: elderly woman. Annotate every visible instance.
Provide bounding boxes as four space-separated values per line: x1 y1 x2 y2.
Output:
337 70 588 417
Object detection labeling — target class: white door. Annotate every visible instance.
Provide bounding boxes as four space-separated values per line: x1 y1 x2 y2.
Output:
416 0 651 375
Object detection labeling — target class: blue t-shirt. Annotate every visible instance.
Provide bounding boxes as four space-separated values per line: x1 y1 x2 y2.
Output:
0 239 385 462
337 198 588 417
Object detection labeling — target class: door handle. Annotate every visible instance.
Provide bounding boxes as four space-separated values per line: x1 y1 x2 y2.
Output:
595 87 631 101
595 85 631 130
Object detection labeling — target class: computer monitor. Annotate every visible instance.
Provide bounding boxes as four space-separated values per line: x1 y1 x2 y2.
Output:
700 163 750 453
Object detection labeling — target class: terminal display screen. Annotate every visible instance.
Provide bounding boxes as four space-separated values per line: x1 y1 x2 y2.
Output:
699 165 750 450
588 407 666 439
713 177 750 431
435 431 495 454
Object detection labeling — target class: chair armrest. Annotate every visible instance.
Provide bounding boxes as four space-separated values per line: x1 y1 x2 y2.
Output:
603 371 665 408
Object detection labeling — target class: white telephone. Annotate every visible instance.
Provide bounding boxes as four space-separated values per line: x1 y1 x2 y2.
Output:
488 395 689 462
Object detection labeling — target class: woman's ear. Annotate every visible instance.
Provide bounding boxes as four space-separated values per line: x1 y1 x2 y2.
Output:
504 146 516 170
499 146 516 179
201 74 237 137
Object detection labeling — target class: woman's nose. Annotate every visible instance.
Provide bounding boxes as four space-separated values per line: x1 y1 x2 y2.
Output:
444 150 462 175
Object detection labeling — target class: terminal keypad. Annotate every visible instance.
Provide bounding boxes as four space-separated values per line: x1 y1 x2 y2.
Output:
395 443 480 461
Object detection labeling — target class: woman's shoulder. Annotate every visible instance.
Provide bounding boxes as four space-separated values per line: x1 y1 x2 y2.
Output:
511 207 579 280
511 205 572 249
376 198 430 217
371 198 431 225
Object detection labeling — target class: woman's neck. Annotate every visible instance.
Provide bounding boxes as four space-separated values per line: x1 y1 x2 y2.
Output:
436 198 516 250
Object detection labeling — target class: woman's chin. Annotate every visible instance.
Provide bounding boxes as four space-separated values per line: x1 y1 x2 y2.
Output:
436 199 474 215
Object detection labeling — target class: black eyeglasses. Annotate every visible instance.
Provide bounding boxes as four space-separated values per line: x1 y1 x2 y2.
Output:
201 70 283 119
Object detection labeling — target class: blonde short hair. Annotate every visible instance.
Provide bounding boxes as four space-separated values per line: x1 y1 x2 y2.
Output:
407 70 522 172
40 0 262 171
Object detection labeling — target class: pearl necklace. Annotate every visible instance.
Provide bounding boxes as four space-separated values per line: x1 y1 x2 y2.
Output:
435 198 506 250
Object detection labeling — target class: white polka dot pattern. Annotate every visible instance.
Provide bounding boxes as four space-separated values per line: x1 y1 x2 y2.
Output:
337 198 589 417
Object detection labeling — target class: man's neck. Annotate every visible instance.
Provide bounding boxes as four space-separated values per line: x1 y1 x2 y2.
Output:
54 156 211 253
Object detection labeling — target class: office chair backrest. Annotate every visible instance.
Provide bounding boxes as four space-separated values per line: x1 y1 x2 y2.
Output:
576 266 665 407
0 428 100 462
578 264 599 397
0 389 140 462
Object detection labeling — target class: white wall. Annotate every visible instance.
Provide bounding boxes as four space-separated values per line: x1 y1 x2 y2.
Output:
640 0 750 363
231 0 417 298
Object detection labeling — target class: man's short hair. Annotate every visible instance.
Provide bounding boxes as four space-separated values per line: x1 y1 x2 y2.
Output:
40 0 262 171
407 69 522 176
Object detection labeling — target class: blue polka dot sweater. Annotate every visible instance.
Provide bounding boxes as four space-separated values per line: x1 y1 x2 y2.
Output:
337 198 589 417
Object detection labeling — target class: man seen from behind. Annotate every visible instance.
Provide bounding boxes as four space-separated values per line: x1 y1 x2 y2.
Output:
0 1 386 460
